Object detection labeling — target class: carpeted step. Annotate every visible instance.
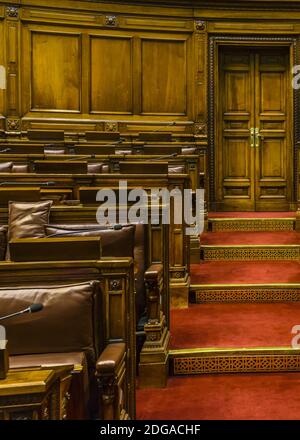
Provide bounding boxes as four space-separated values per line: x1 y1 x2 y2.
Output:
137 373 300 420
208 212 295 232
190 261 300 303
201 231 300 260
168 303 300 375
170 302 300 350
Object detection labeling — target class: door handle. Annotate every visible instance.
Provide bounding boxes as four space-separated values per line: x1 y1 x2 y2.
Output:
255 128 264 148
250 128 255 148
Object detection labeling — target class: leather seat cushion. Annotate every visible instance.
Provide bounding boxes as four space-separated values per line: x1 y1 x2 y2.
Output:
168 165 185 174
0 281 101 367
12 164 29 173
0 162 13 172
87 163 103 174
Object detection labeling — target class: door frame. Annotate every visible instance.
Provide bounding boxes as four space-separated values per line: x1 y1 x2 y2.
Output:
208 35 300 211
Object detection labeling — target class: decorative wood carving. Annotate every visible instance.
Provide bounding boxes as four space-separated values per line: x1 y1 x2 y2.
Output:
105 15 118 27
105 122 118 132
194 123 207 135
6 118 21 132
195 20 205 31
6 7 18 18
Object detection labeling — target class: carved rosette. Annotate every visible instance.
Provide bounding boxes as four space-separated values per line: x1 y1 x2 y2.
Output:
109 279 122 291
194 123 207 135
6 6 19 18
6 118 21 132
105 122 118 132
105 15 118 27
195 20 206 32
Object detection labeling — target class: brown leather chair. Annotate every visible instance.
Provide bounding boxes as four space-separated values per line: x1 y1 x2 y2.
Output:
44 224 149 329
0 281 127 420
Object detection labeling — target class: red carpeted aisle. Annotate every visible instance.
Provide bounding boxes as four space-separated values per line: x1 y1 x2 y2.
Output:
137 373 300 420
170 303 300 349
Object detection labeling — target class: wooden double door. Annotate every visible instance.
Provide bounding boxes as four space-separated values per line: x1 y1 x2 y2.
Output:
216 46 293 211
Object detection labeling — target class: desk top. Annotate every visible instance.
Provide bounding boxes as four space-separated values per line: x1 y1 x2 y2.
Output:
0 368 55 396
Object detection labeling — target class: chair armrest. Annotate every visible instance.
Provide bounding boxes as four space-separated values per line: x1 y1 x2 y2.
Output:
145 264 163 323
96 343 126 420
145 263 163 282
96 343 125 376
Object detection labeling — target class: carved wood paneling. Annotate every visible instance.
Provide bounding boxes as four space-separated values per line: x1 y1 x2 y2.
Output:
89 35 134 114
30 30 82 113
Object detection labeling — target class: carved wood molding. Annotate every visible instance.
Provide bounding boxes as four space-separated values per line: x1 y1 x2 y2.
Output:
6 118 21 132
208 35 298 208
6 6 18 19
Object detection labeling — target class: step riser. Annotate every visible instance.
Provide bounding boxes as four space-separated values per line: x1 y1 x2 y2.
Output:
170 351 300 376
201 247 300 261
191 287 300 303
210 219 295 232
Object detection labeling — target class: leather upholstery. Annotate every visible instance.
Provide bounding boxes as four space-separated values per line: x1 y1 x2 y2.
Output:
6 200 52 260
45 224 135 258
168 165 185 174
96 343 125 375
115 150 132 155
87 163 103 174
44 148 65 155
181 147 196 155
45 223 146 318
0 281 101 365
101 164 110 173
12 164 29 173
0 162 13 172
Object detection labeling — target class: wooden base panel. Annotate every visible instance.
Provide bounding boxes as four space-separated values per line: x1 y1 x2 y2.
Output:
170 276 190 309
139 327 170 389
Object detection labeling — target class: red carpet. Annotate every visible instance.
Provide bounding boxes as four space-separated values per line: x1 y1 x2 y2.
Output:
137 373 300 420
191 261 300 285
209 212 295 219
201 231 300 245
170 303 300 349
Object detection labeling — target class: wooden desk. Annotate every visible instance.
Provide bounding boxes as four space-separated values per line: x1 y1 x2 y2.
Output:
0 367 72 420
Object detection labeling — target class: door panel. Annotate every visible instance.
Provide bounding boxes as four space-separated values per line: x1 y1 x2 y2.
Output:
255 49 290 210
217 49 255 210
217 46 292 211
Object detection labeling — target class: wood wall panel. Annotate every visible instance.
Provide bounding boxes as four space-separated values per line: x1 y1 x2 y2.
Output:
90 35 133 114
141 38 187 115
0 19 5 116
31 31 81 112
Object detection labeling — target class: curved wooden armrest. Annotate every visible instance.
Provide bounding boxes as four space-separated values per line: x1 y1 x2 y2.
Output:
144 264 163 282
96 343 125 376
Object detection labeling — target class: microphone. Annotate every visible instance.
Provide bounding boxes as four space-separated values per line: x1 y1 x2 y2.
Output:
46 224 124 238
146 152 178 162
0 181 56 187
0 148 11 154
0 303 43 323
65 155 95 161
